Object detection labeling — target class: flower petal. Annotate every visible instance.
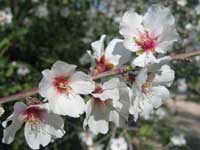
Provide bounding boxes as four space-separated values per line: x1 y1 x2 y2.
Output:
84 100 109 134
153 64 175 87
48 92 86 117
24 123 51 150
43 112 65 138
105 39 131 66
120 10 143 37
51 61 77 77
2 115 24 144
69 71 95 95
39 69 56 98
133 52 157 67
91 35 106 60
143 4 175 37
92 78 120 101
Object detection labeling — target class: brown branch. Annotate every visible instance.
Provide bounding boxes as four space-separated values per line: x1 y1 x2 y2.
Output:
170 50 200 60
0 88 38 104
0 50 200 104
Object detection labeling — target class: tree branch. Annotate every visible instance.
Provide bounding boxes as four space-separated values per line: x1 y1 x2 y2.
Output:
0 50 200 104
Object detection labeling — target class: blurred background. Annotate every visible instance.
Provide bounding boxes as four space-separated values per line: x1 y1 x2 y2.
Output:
0 0 199 149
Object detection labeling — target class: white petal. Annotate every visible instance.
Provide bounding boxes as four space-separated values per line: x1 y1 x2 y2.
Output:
139 99 154 118
24 123 51 150
84 100 110 134
48 92 86 117
39 69 56 98
133 52 157 67
102 78 120 90
123 37 140 52
43 112 65 138
91 35 106 60
92 78 120 101
87 116 109 134
105 39 131 66
136 68 148 85
148 94 162 108
69 71 95 94
156 26 178 53
129 86 141 121
51 61 77 77
151 86 170 101
2 115 24 144
143 4 175 37
153 64 175 87
120 10 143 37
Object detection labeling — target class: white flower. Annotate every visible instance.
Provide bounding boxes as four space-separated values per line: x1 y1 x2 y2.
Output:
88 35 131 74
39 61 95 117
17 64 30 76
170 134 186 146
0 8 13 25
2 102 65 149
83 78 130 134
177 78 187 93
176 0 187 7
110 137 128 150
120 4 178 67
129 64 174 121
79 131 95 146
35 4 49 18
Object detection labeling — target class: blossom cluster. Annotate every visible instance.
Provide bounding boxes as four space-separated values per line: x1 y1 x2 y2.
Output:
2 4 178 149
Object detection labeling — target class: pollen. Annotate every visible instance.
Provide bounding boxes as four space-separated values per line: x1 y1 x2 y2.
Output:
141 82 152 93
53 76 71 94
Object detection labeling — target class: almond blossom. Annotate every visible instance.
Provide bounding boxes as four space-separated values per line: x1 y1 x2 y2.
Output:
83 78 130 134
79 131 95 146
39 61 95 117
110 137 128 150
119 4 178 67
2 102 65 149
129 64 175 121
170 134 186 146
87 35 131 74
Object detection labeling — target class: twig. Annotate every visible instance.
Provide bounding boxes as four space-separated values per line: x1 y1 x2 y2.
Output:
0 88 38 104
0 50 200 104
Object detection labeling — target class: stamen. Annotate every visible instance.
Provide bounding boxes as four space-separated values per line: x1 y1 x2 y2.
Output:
95 55 114 73
24 107 43 125
53 76 71 93
134 31 156 52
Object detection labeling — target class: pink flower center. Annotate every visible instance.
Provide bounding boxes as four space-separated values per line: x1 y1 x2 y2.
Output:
53 76 71 93
24 107 43 124
94 55 114 74
135 32 156 52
